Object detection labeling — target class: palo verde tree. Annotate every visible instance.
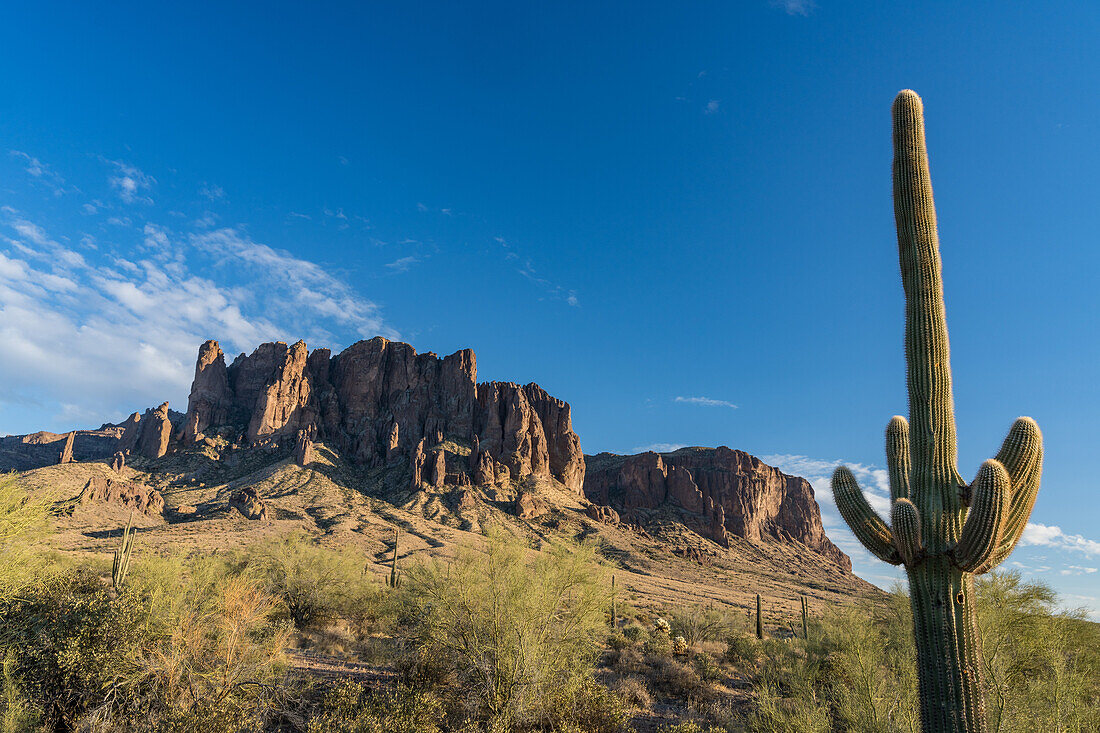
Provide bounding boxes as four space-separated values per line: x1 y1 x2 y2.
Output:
831 90 1044 733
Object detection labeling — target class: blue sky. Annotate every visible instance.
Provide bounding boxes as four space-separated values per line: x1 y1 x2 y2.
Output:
1 2 1097 614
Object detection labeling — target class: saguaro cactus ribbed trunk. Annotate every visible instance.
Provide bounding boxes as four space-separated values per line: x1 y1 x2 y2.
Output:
831 90 1043 733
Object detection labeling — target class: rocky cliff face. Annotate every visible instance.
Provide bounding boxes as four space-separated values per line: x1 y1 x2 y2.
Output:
182 338 586 493
584 447 849 570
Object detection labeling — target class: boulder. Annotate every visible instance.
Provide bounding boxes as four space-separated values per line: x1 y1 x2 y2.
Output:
229 486 267 521
514 490 549 520
79 475 164 516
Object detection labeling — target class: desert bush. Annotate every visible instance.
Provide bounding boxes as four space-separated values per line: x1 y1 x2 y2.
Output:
644 628 673 656
400 527 609 730
248 531 381 630
723 631 760 668
646 654 710 702
622 624 644 642
0 652 41 733
0 474 52 603
734 572 1099 732
307 680 444 733
670 604 729 646
611 674 651 709
692 652 722 683
0 553 290 732
606 631 629 650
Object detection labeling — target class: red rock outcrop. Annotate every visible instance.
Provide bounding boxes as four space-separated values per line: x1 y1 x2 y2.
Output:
584 502 620 524
230 486 267 520
79 475 164 516
179 338 586 492
110 451 125 473
294 429 314 467
515 490 549 520
58 431 74 464
584 447 849 570
182 340 232 442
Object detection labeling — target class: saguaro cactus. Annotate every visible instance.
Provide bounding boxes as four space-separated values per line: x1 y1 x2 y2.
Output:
112 512 136 590
755 593 763 640
800 595 809 641
388 528 400 588
832 90 1043 733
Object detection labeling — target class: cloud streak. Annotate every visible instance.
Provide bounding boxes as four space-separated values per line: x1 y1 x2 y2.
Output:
770 0 816 16
675 395 738 409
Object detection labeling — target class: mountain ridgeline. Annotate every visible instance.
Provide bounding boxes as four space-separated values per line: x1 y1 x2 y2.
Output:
1 337 849 570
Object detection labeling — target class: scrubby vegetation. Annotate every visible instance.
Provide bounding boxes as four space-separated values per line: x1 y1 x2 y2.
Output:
0 475 1097 732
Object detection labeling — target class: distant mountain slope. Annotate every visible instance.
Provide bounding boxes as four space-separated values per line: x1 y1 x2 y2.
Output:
584 447 850 571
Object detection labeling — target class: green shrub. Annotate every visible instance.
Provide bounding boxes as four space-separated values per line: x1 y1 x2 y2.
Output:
644 629 673 656
607 632 629 650
0 554 290 732
670 604 729 646
622 624 644 642
248 532 381 630
0 652 41 733
692 652 722 683
723 631 760 668
307 680 444 733
399 528 609 730
0 474 52 603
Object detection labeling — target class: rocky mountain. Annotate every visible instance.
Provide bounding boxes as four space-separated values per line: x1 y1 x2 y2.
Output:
180 337 585 492
584 447 850 571
1 336 848 572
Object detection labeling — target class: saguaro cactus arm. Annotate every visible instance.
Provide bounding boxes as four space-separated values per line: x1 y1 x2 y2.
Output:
892 498 923 566
987 417 1043 567
952 460 1010 574
831 466 902 565
886 415 912 502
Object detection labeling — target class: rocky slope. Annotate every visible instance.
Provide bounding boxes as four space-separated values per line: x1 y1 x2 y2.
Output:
584 447 850 571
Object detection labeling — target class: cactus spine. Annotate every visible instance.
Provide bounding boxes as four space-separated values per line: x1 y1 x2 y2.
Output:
112 511 136 590
800 595 809 641
831 90 1044 733
755 593 763 640
388 528 399 588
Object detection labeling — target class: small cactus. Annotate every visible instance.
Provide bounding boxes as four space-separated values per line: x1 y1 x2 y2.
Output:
388 528 399 588
610 574 617 628
831 91 1044 733
654 617 671 636
755 593 763 640
671 636 688 655
112 512 136 590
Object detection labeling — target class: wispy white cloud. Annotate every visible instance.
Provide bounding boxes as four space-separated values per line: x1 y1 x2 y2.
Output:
675 395 738 409
770 0 816 16
103 158 155 204
1059 566 1098 576
9 151 69 195
502 237 580 307
384 255 421 274
1021 523 1100 557
199 182 225 201
704 99 720 114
